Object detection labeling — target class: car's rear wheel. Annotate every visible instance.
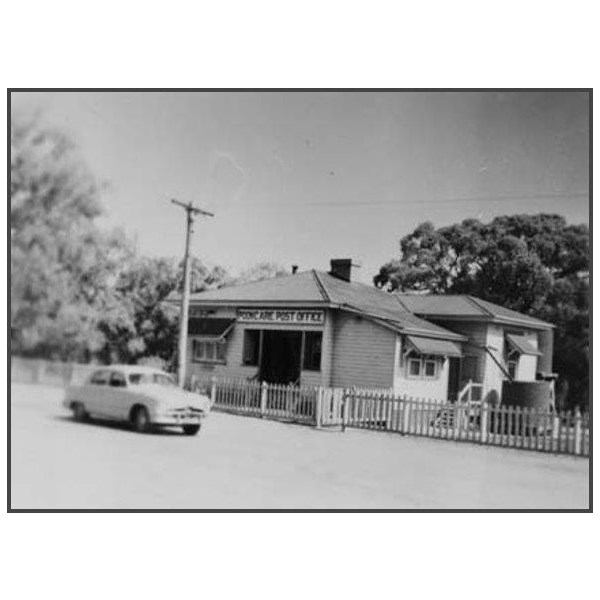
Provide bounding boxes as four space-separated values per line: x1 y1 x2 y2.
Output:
72 402 88 422
131 406 151 433
182 424 201 436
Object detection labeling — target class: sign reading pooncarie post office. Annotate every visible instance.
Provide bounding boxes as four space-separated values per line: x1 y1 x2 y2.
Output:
237 308 325 325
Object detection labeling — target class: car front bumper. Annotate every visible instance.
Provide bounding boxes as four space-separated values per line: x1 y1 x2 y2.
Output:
153 412 206 426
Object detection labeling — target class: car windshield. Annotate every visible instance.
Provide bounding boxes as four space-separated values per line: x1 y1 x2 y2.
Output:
128 372 176 387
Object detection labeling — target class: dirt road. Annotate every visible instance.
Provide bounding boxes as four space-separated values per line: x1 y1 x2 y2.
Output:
9 384 589 509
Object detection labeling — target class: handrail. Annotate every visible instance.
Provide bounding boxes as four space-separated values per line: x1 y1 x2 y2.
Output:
458 379 484 404
458 380 471 401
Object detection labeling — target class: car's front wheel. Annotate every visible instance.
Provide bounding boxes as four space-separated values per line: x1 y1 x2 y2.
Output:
72 402 88 422
182 424 201 436
131 406 151 433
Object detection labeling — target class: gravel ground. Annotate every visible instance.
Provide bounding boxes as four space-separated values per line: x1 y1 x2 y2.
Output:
9 383 589 510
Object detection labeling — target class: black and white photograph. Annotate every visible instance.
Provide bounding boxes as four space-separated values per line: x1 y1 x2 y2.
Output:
8 89 590 511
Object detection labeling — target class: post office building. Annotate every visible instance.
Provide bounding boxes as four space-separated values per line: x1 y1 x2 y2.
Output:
183 259 553 404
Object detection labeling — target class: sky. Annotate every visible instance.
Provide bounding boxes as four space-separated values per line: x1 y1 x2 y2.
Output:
12 91 589 284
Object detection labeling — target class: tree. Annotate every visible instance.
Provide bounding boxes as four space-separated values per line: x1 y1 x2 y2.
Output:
11 118 134 361
10 118 234 367
189 257 232 292
375 214 589 409
234 262 289 284
99 256 233 367
96 256 178 365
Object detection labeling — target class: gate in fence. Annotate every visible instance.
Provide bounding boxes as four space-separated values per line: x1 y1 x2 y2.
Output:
317 388 345 428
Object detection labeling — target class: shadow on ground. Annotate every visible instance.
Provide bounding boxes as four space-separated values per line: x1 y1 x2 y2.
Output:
51 415 186 436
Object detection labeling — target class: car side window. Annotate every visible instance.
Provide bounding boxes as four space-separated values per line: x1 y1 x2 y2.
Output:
89 370 109 385
109 371 127 388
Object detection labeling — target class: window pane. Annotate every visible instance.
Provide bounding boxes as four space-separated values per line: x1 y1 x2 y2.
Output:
206 342 215 360
110 371 127 387
409 360 421 376
303 332 322 371
243 330 260 365
90 370 109 385
192 338 227 362
425 360 436 377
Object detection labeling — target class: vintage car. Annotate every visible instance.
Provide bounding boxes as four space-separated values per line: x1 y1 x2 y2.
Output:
63 365 211 435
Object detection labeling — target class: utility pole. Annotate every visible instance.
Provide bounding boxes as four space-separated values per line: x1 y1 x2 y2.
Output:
171 199 214 388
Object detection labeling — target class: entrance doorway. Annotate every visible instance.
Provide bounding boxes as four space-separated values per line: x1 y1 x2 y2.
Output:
447 357 462 402
259 330 302 384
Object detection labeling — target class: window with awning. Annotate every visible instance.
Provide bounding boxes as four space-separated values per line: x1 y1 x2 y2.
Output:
505 334 541 356
189 318 236 364
403 336 462 380
405 336 463 357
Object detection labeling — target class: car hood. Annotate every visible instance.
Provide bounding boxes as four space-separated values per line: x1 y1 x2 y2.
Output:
134 385 211 412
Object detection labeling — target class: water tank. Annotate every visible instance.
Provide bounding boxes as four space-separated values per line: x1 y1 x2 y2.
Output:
501 381 552 410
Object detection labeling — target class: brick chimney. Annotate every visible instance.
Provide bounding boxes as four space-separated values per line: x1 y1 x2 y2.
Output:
329 258 358 282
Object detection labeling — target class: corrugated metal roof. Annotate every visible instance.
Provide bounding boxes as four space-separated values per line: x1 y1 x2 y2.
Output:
406 335 463 357
468 297 552 328
398 294 485 316
317 272 464 339
188 270 326 303
397 294 553 329
182 272 550 337
506 334 542 356
186 270 464 340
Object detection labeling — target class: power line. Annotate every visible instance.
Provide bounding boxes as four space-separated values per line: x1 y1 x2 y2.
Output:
216 191 589 211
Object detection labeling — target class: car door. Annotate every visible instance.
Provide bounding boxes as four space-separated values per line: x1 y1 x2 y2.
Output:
108 370 130 420
82 369 109 416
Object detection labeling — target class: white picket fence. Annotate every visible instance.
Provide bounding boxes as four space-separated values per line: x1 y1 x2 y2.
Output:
317 388 589 457
192 377 318 425
203 378 589 457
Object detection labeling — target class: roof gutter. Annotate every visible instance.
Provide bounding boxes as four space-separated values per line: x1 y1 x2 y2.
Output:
412 313 554 330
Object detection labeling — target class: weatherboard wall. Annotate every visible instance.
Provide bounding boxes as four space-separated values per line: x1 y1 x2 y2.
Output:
330 312 396 389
